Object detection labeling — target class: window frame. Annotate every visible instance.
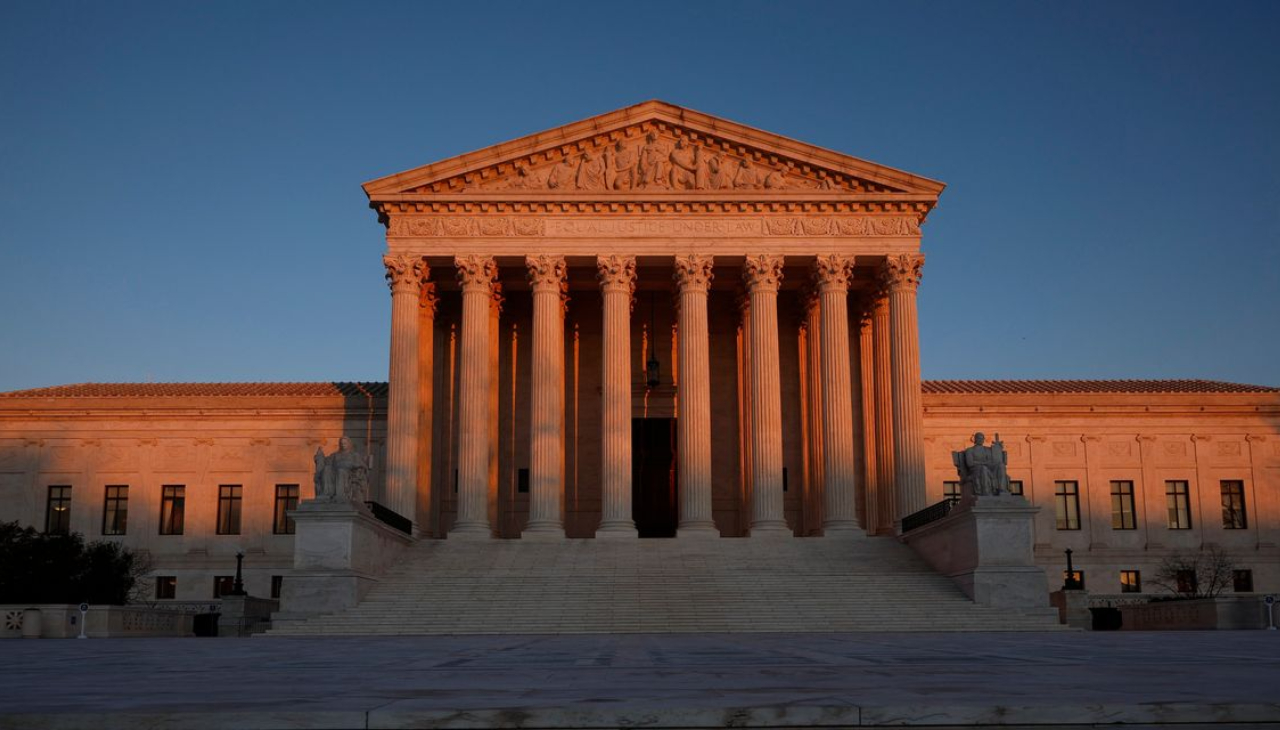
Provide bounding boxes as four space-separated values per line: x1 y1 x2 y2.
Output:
102 484 129 536
1007 480 1024 496
155 576 177 600
1220 480 1247 530
943 481 962 504
1054 481 1081 530
216 484 243 536
273 484 299 535
159 485 186 535
45 485 72 535
1165 480 1192 530
1120 570 1141 593
1110 480 1136 530
1233 569 1254 593
213 575 236 599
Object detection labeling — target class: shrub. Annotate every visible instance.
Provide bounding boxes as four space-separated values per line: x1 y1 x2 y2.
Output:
0 521 151 605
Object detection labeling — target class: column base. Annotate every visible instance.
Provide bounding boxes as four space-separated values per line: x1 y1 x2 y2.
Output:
748 521 792 538
448 522 493 540
676 523 720 539
521 522 565 541
821 522 865 537
595 521 637 539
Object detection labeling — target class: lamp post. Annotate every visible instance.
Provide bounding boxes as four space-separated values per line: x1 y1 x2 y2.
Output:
231 551 247 596
1063 548 1082 590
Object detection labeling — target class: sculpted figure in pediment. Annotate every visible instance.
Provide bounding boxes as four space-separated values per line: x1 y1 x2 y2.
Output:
764 168 789 189
507 165 542 189
668 138 699 190
707 152 734 189
604 140 636 191
635 132 670 189
547 155 577 190
576 151 607 191
734 159 761 189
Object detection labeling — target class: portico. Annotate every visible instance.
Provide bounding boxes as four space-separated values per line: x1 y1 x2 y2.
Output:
365 101 943 539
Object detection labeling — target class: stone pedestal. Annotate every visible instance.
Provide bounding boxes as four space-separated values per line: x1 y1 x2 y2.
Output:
1049 589 1091 629
272 500 414 628
901 495 1050 611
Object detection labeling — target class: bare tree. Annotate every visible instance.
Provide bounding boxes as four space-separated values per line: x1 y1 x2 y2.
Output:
1150 546 1236 599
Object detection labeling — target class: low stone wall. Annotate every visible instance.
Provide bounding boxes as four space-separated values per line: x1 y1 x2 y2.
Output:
1121 596 1270 630
1 604 198 638
218 595 280 637
901 495 1052 613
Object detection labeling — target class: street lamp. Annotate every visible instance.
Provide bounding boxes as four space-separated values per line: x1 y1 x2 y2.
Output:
230 551 247 596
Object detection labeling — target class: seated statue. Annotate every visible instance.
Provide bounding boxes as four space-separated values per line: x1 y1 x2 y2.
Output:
313 436 372 505
951 432 1010 498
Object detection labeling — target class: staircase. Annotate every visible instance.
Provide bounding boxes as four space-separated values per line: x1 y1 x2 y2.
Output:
267 535 1063 635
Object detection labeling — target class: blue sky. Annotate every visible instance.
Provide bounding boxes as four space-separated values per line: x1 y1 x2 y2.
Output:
1 1 1277 390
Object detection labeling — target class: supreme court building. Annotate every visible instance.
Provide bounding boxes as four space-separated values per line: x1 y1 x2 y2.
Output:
1 101 1277 613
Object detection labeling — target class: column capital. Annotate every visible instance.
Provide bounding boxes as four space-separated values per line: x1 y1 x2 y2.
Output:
418 282 439 314
526 254 567 293
673 254 715 293
812 254 855 292
384 254 428 295
742 254 784 292
455 254 498 293
596 254 636 295
880 253 925 293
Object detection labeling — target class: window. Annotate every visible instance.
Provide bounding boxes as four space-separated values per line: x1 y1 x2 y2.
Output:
1008 480 1024 496
271 575 284 599
155 576 176 600
517 468 530 494
1063 570 1085 590
1176 569 1197 594
1166 480 1192 529
1110 481 1136 530
1221 481 1247 529
943 481 962 504
1120 570 1141 593
216 485 242 535
213 576 236 598
45 485 72 534
1054 481 1080 530
1233 569 1254 593
273 484 299 535
102 485 128 535
159 485 185 535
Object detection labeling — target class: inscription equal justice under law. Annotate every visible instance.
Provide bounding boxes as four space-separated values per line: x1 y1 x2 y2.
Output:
387 216 921 238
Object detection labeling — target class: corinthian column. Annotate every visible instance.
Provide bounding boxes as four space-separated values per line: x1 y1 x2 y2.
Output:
872 292 895 533
596 255 637 538
858 310 879 535
524 255 567 538
673 254 718 536
881 253 927 525
813 254 860 534
743 255 789 536
452 255 498 538
383 254 427 526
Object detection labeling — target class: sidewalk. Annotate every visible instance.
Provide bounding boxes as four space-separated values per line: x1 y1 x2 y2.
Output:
1 631 1278 729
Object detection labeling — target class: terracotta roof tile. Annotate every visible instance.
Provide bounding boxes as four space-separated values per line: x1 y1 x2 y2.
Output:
921 379 1279 395
0 382 389 398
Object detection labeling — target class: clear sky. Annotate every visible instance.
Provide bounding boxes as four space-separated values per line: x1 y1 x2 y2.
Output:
1 1 1277 391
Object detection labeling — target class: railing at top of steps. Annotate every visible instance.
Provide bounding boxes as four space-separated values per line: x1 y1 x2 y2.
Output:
901 498 956 533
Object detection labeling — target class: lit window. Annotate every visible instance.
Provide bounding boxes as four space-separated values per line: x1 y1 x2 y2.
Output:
155 576 176 600
102 485 128 536
45 485 72 534
943 481 962 504
1120 570 1141 593
1110 481 1136 530
1063 570 1085 590
1233 569 1253 593
1166 481 1192 529
159 485 185 535
1008 480 1024 496
213 576 236 598
273 484 299 535
1054 481 1080 530
217 485 242 535
1221 481 1247 529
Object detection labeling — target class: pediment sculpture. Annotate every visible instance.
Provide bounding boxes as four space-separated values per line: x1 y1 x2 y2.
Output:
313 436 372 505
951 432 1011 498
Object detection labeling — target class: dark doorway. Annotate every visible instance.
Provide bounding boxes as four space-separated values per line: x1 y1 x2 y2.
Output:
632 418 678 537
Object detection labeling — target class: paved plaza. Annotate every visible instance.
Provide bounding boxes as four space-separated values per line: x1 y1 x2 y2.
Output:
2 631 1279 729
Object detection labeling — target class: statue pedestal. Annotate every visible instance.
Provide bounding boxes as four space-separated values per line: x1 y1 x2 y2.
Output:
272 500 414 630
902 495 1051 612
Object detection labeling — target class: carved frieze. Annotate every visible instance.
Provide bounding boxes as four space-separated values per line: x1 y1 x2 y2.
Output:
387 215 920 238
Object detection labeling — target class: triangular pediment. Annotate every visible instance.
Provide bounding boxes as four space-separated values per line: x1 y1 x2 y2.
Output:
363 101 945 200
